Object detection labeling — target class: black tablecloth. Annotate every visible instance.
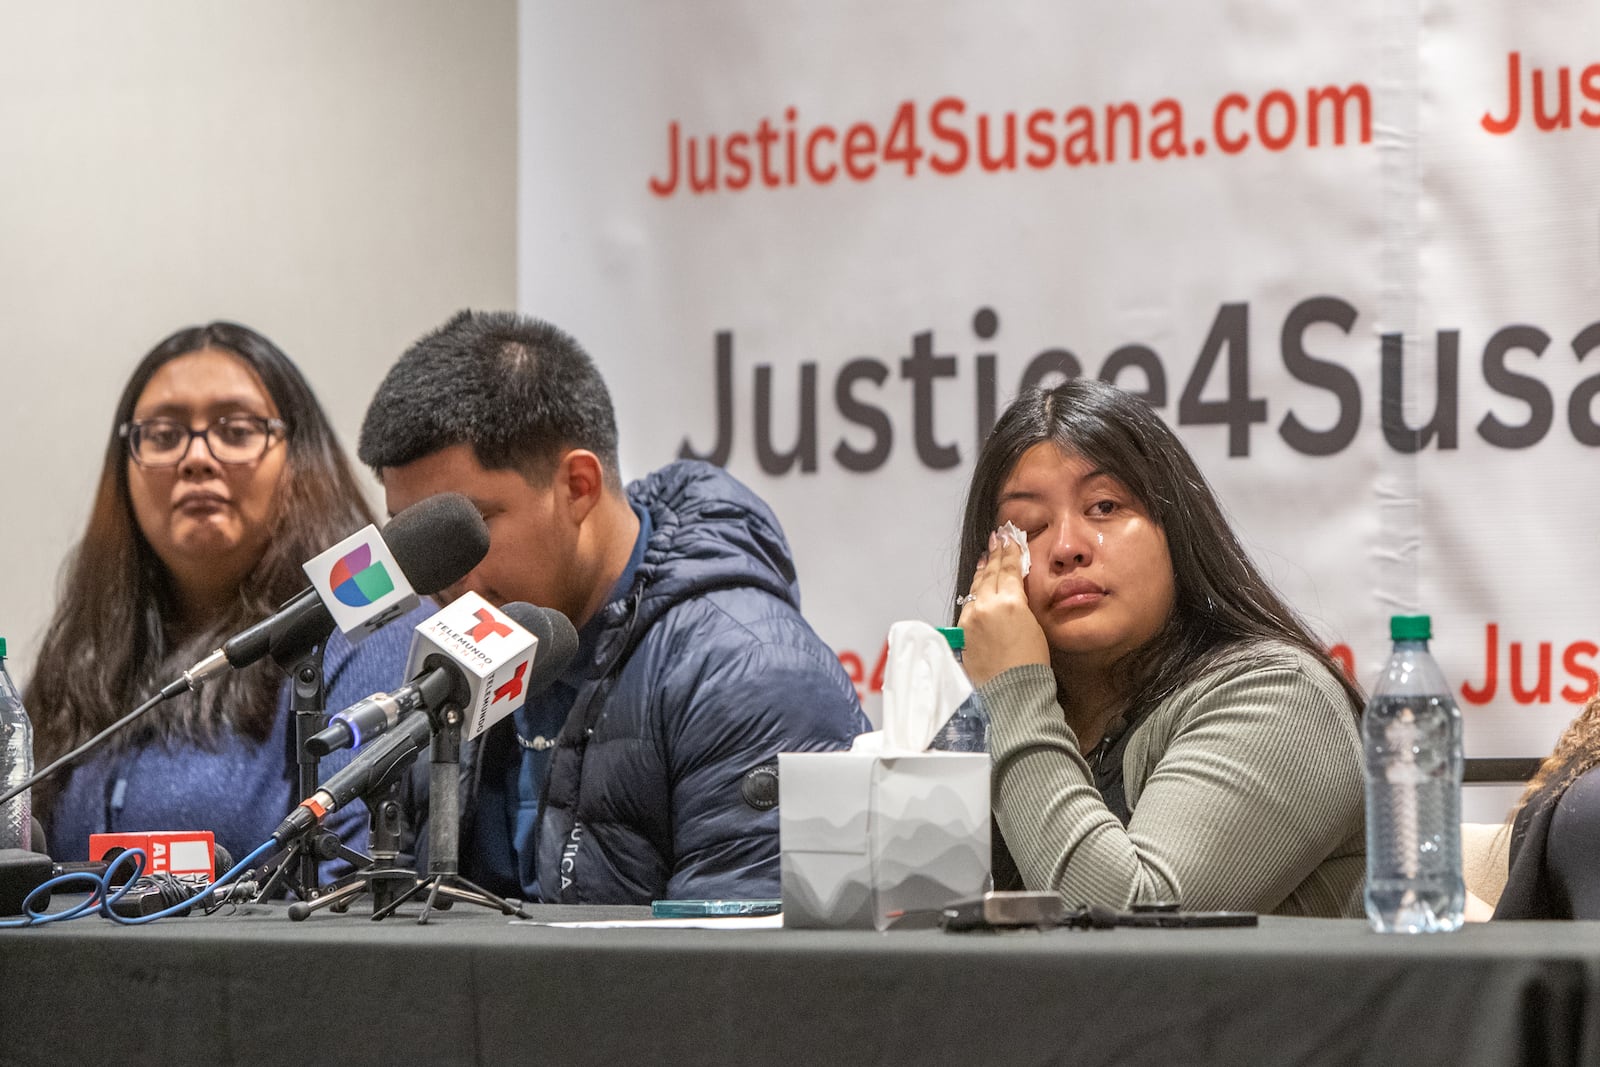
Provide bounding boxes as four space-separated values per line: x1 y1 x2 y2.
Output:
3 901 1599 1066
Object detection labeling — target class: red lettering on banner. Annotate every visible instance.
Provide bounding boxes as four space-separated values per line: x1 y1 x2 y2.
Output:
869 640 889 695
884 101 922 176
928 97 967 174
726 132 752 190
1329 644 1356 683
1025 108 1055 168
1256 89 1297 150
784 107 799 185
1149 99 1185 160
843 122 877 180
646 83 1375 198
1063 106 1097 165
1533 67 1571 132
1510 641 1553 703
756 118 781 187
1484 52 1600 136
977 112 1016 172
1462 623 1501 704
1104 102 1139 163
1214 93 1250 153
1307 84 1372 146
838 651 864 690
1483 52 1521 134
688 135 717 194
1562 642 1600 703
1462 623 1598 706
804 126 836 184
648 120 681 196
835 641 891 702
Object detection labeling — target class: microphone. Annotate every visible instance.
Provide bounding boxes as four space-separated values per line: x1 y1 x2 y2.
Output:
275 601 580 844
0 495 491 815
402 594 580 741
305 603 578 756
162 493 490 698
273 713 435 843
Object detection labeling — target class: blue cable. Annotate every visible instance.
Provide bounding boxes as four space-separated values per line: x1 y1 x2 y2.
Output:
0 837 278 928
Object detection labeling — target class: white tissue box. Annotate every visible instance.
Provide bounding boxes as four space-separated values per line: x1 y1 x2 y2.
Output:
778 751 990 930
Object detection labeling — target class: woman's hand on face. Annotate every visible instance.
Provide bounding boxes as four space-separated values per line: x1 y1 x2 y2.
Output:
959 531 1051 686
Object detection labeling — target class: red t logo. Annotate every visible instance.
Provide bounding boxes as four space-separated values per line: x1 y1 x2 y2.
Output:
493 662 528 704
468 608 512 642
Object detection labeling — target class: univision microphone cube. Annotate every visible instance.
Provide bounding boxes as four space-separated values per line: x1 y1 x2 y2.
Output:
303 524 421 643
404 591 539 739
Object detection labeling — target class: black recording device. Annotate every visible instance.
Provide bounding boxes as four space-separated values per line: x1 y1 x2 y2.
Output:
939 892 1258 931
0 843 236 918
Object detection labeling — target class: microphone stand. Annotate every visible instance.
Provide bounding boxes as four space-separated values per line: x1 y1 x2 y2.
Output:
370 704 526 924
286 643 328 897
278 778 419 921
268 701 526 923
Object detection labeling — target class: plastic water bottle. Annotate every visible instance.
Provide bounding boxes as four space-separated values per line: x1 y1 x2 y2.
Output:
928 627 988 753
0 637 34 851
1362 615 1464 933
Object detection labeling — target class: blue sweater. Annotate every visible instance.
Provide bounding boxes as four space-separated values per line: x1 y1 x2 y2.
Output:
48 606 428 871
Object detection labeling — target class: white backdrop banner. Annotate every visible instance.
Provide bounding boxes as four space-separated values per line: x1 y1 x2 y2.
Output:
518 0 1600 757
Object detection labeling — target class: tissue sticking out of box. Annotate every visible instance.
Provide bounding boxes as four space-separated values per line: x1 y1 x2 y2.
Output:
997 520 1030 577
852 620 976 754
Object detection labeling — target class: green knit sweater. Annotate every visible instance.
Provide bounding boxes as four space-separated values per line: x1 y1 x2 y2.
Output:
982 641 1365 917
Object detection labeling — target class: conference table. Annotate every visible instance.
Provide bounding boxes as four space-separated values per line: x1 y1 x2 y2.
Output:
3 900 1598 1066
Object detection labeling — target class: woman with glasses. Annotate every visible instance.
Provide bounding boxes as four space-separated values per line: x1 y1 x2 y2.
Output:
27 322 423 873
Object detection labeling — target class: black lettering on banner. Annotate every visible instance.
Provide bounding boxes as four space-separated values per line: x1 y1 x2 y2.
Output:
755 362 818 474
673 305 1600 474
679 330 734 466
1177 302 1266 457
1279 296 1361 456
834 358 893 472
1099 344 1167 405
1478 324 1553 449
1380 330 1459 453
974 307 1001 444
900 330 961 469
1019 347 1082 393
1566 322 1600 445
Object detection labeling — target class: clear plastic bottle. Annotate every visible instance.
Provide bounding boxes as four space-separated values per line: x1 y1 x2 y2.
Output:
1362 615 1464 933
928 626 989 753
0 637 34 851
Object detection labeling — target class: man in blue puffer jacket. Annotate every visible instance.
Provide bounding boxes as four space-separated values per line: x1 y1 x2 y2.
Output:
359 310 868 904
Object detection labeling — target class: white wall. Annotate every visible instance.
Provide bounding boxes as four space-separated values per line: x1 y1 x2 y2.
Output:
0 1 518 684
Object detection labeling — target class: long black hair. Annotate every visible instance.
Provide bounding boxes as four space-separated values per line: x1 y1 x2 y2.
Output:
955 379 1362 718
28 322 375 817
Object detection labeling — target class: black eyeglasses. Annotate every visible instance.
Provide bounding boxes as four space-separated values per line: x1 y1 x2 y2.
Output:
119 415 288 468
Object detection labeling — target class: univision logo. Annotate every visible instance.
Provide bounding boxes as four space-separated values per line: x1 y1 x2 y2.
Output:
328 543 395 607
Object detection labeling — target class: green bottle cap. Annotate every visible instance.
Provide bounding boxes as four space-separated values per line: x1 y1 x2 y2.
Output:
936 626 964 652
1390 615 1431 641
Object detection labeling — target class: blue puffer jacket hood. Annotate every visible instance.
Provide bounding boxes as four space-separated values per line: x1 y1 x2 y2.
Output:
533 459 867 903
585 460 805 681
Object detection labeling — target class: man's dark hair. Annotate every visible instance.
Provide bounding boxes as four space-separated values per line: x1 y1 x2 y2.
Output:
359 310 621 487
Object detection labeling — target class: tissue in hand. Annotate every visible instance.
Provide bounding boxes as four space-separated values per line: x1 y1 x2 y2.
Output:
779 621 991 929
